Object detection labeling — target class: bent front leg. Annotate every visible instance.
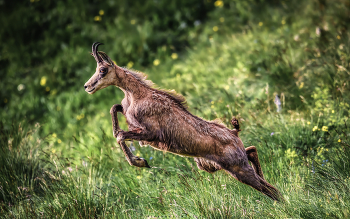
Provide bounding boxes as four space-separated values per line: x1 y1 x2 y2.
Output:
110 104 150 168
116 130 151 168
110 104 123 138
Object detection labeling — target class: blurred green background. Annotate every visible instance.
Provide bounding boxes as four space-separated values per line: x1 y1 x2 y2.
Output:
1 0 350 218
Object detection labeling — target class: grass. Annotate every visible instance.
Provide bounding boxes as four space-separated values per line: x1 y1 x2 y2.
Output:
1 0 350 218
2 118 350 218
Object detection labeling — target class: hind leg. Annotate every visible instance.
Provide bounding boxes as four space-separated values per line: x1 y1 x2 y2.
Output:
194 158 222 173
207 146 282 200
246 146 264 180
224 164 282 201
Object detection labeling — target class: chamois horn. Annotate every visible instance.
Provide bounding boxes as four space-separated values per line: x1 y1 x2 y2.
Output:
92 42 104 63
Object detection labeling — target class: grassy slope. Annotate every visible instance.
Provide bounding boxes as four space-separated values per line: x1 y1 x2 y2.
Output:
1 0 350 218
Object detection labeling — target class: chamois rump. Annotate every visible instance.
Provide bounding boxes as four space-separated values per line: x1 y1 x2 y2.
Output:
84 42 282 200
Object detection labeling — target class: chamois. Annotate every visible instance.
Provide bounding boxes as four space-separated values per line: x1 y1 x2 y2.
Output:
84 42 282 201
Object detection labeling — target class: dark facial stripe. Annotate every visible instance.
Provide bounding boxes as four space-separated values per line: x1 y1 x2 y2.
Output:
91 79 99 87
90 73 105 88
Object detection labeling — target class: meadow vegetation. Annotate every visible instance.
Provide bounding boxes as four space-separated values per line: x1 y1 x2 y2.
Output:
1 0 350 218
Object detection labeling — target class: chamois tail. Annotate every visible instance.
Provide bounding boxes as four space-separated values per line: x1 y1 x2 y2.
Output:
231 117 241 137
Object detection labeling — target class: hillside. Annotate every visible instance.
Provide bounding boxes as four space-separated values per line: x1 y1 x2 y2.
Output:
1 0 350 217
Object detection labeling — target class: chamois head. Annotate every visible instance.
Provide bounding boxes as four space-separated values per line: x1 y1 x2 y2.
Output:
84 42 117 94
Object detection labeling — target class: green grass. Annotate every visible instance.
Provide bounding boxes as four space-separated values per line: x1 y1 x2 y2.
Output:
2 118 350 218
1 0 350 218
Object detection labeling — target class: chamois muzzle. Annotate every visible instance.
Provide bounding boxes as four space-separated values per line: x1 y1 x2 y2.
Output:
92 42 104 63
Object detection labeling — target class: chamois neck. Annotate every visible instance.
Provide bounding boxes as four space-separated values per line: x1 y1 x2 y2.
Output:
114 66 150 99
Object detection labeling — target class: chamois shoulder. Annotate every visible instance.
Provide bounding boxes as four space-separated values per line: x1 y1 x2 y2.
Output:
123 67 188 109
151 88 188 110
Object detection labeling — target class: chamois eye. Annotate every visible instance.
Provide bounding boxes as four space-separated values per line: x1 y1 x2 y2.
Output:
100 67 107 75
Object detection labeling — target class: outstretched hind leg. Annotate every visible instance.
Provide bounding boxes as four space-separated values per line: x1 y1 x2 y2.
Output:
194 158 222 173
246 146 264 180
224 165 282 201
230 118 264 179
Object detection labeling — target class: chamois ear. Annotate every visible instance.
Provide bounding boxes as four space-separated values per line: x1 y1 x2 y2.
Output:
91 42 115 66
98 51 115 66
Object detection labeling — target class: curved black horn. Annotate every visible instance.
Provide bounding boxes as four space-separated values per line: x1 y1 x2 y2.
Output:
92 42 104 63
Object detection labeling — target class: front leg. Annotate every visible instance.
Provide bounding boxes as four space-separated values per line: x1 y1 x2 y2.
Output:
110 104 150 168
110 104 123 138
116 130 151 168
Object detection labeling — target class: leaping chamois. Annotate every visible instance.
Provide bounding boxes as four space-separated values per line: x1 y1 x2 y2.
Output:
84 42 282 200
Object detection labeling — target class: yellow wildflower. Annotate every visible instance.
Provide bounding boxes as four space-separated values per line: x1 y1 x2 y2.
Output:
50 89 57 95
153 59 160 66
52 149 56 153
220 17 225 22
337 35 341 40
211 101 214 104
76 114 84 120
312 126 318 132
285 149 297 158
130 19 136 25
52 133 57 138
299 82 304 89
127 61 134 68
338 139 341 143
213 26 219 32
281 20 286 25
94 16 101 21
214 0 224 7
57 139 62 144
321 126 328 132
99 10 104 16
259 22 263 26
171 53 178 60
224 85 229 90
40 76 47 86
137 175 141 179
307 121 311 125
332 110 334 113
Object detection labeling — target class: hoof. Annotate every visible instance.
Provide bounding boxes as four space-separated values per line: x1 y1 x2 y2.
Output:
135 157 151 168
144 160 151 168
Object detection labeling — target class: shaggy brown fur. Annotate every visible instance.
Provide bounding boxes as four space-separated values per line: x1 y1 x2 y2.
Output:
84 42 282 201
